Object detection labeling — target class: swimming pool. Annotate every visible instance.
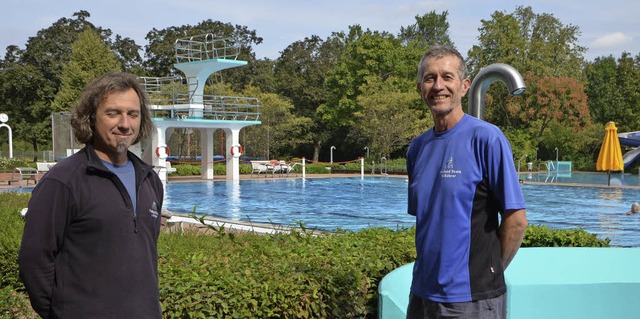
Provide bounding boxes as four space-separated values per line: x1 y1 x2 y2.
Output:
165 177 640 247
520 171 640 186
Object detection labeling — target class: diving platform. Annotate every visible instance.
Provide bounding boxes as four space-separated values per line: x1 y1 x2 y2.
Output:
141 34 262 185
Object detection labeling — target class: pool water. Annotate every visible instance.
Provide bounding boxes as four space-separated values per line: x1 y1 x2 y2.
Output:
521 171 640 186
165 177 640 247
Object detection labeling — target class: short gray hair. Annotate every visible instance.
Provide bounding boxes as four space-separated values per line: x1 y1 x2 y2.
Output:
417 45 469 83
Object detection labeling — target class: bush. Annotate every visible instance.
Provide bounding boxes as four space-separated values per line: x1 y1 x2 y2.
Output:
0 192 613 318
522 224 610 247
157 226 416 318
0 193 29 289
0 158 33 171
172 163 253 176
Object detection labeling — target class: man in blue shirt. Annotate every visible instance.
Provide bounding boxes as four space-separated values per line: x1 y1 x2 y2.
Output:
406 46 528 318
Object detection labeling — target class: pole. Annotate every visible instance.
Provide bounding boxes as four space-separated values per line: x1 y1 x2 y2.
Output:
360 157 364 179
330 146 336 164
0 123 12 159
302 157 306 178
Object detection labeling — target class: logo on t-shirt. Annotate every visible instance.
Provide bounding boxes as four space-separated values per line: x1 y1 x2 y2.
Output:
440 156 462 178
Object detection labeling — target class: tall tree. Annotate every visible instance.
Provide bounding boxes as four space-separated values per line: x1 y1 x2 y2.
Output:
398 11 453 48
467 6 586 78
584 55 626 126
143 20 263 87
0 64 51 160
274 35 343 160
51 29 122 112
466 6 587 133
355 75 429 159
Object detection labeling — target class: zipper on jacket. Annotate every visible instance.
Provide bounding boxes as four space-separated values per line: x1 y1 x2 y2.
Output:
133 210 139 233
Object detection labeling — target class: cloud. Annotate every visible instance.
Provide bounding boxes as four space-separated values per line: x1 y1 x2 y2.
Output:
591 32 633 50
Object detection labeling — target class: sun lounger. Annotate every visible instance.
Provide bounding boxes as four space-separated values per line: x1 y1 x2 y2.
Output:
250 160 274 177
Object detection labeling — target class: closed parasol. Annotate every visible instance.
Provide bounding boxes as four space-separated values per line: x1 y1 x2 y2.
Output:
596 121 624 186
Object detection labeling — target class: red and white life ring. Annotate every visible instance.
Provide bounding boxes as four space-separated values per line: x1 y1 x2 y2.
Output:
155 145 169 159
230 144 243 157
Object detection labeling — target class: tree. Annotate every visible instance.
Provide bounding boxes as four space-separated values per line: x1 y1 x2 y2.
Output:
584 51 640 134
0 64 51 160
51 29 122 112
467 6 585 78
143 20 263 82
398 11 453 48
468 6 590 139
355 76 429 159
239 85 314 159
274 35 343 160
112 35 144 74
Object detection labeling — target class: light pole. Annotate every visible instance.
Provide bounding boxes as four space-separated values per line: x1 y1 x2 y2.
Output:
330 146 336 164
0 113 13 159
364 146 369 158
517 154 528 173
555 147 559 162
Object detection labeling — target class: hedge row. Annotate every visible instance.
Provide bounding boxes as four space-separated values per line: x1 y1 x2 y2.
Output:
0 192 609 317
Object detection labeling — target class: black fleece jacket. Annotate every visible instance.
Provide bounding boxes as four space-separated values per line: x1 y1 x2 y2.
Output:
18 145 164 319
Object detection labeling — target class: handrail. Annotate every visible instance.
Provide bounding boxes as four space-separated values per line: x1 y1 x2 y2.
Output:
139 76 261 121
175 34 241 63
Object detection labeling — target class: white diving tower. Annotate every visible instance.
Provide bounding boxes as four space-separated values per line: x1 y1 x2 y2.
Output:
140 34 261 184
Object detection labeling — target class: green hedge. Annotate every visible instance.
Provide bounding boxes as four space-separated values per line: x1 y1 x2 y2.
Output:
158 226 414 318
0 192 611 317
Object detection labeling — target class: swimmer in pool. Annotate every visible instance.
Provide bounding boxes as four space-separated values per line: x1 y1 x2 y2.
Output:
625 202 640 215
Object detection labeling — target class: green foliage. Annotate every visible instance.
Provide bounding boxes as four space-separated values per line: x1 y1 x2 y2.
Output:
0 158 33 171
0 191 622 318
173 164 201 176
0 193 29 289
355 76 428 160
522 225 610 247
157 226 416 318
0 286 36 319
172 163 254 176
51 28 122 112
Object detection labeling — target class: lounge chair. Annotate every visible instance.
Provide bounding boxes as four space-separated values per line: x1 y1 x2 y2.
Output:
273 160 293 176
250 160 274 177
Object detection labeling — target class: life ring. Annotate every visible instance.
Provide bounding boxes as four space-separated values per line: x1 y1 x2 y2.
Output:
155 145 169 158
230 145 243 157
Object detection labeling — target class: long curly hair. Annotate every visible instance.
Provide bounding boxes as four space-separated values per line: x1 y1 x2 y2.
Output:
70 72 154 145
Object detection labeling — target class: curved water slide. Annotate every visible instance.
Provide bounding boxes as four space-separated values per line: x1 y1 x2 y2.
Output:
618 131 640 168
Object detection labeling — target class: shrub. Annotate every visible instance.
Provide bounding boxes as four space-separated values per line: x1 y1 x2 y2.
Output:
0 193 29 289
0 192 614 318
157 226 416 318
0 158 32 171
522 224 610 247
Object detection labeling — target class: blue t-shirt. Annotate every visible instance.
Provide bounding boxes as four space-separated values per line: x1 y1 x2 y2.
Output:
103 160 136 212
406 114 526 303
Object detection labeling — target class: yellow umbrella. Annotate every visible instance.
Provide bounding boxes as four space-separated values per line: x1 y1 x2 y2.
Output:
596 121 624 186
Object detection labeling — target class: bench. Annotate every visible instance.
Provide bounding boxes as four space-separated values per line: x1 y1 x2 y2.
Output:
36 162 56 173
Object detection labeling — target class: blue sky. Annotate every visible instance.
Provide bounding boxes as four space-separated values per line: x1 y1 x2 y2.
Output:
3 0 639 62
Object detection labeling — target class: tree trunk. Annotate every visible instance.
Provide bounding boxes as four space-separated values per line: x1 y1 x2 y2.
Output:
31 140 39 162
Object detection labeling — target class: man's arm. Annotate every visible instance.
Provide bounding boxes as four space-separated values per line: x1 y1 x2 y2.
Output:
18 179 70 317
499 209 528 270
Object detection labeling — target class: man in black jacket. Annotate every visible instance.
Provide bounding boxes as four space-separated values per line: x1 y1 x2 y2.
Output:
18 72 164 318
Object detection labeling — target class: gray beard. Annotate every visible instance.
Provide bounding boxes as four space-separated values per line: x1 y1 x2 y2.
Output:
116 140 127 154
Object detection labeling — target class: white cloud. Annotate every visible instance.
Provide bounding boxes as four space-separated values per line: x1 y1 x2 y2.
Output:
591 32 633 50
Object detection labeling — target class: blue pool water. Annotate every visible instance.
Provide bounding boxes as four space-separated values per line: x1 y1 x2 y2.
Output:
165 176 640 247
521 171 640 186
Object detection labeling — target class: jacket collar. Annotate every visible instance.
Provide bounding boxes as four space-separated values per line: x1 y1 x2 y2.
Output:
83 144 153 178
